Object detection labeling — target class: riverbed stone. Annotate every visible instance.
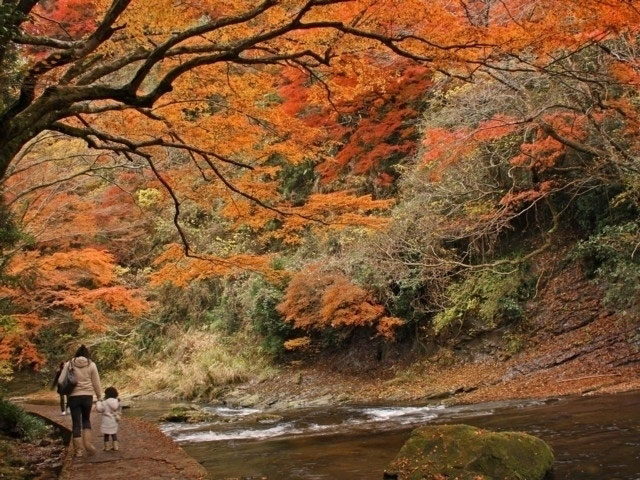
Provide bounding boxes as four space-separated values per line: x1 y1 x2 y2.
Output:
383 424 554 480
252 413 283 424
233 393 261 408
161 404 218 423
308 393 334 406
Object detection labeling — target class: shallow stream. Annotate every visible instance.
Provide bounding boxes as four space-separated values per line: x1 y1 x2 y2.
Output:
129 391 640 479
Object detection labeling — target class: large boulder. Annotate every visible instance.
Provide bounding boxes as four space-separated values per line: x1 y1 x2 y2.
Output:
384 424 554 480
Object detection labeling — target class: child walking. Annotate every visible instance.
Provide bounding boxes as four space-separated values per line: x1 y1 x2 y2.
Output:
96 386 121 451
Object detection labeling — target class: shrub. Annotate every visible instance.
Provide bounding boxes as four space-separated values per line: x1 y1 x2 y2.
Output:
204 291 243 334
503 332 526 356
91 339 126 371
277 159 316 206
567 184 637 234
0 362 12 382
138 279 235 354
0 399 47 441
573 222 640 310
33 316 77 368
154 280 223 327
283 336 311 351
249 279 292 356
433 266 534 336
349 144 524 334
277 266 404 341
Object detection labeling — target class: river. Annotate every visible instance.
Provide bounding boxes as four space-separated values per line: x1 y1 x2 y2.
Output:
129 391 640 479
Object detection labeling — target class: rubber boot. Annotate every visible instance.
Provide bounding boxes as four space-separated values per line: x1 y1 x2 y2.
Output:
113 440 119 452
82 429 96 456
72 437 84 457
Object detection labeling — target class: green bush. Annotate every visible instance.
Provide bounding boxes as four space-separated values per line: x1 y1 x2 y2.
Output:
566 184 636 234
278 159 316 206
376 277 431 340
34 316 77 368
260 155 317 207
138 279 239 354
155 280 222 327
573 222 640 310
204 291 243 334
433 266 534 336
0 399 47 441
249 279 292 356
92 339 126 371
503 332 526 355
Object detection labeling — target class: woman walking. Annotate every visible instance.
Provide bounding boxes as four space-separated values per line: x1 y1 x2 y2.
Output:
51 362 68 415
58 345 103 457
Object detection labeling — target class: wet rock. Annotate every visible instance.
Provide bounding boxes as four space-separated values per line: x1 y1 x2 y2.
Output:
308 393 334 406
240 394 262 408
421 389 452 400
161 404 218 423
422 385 476 400
223 477 269 479
335 393 351 403
226 392 263 408
384 424 554 480
252 413 283 424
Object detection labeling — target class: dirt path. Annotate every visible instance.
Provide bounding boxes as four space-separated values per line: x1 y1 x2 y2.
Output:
22 403 207 480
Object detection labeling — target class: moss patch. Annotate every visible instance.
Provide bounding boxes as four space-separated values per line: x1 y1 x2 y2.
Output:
384 424 554 480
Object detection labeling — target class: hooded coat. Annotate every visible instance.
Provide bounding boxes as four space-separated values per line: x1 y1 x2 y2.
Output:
58 356 103 399
96 398 121 434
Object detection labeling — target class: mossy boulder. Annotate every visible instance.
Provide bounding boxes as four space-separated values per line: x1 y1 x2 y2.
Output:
384 424 554 480
161 405 218 423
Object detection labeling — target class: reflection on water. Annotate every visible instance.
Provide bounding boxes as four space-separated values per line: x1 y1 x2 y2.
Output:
129 392 640 480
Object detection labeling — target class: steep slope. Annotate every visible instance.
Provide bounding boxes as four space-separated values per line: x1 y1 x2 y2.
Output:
217 243 640 408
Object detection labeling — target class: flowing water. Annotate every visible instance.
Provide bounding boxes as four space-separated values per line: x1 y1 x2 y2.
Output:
129 391 640 479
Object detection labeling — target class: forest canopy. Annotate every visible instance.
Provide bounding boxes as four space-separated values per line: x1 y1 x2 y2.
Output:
1 0 639 376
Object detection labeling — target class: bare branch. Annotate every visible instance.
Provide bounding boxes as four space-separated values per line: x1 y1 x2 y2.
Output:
12 33 78 49
143 154 192 256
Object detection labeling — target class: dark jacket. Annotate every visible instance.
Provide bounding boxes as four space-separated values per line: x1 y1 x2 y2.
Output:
52 367 64 393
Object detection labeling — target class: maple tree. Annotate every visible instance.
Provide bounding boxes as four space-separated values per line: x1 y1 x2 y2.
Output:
0 247 147 373
0 0 636 255
277 265 404 339
1 0 639 374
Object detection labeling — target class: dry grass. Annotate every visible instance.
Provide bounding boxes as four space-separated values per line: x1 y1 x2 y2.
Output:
112 328 276 400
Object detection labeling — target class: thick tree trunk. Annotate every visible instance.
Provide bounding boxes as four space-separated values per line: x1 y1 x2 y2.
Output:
0 98 64 181
0 123 34 181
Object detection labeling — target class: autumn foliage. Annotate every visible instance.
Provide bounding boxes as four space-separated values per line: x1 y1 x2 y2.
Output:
1 0 640 373
0 312 45 372
6 249 147 329
277 266 403 339
0 247 147 373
